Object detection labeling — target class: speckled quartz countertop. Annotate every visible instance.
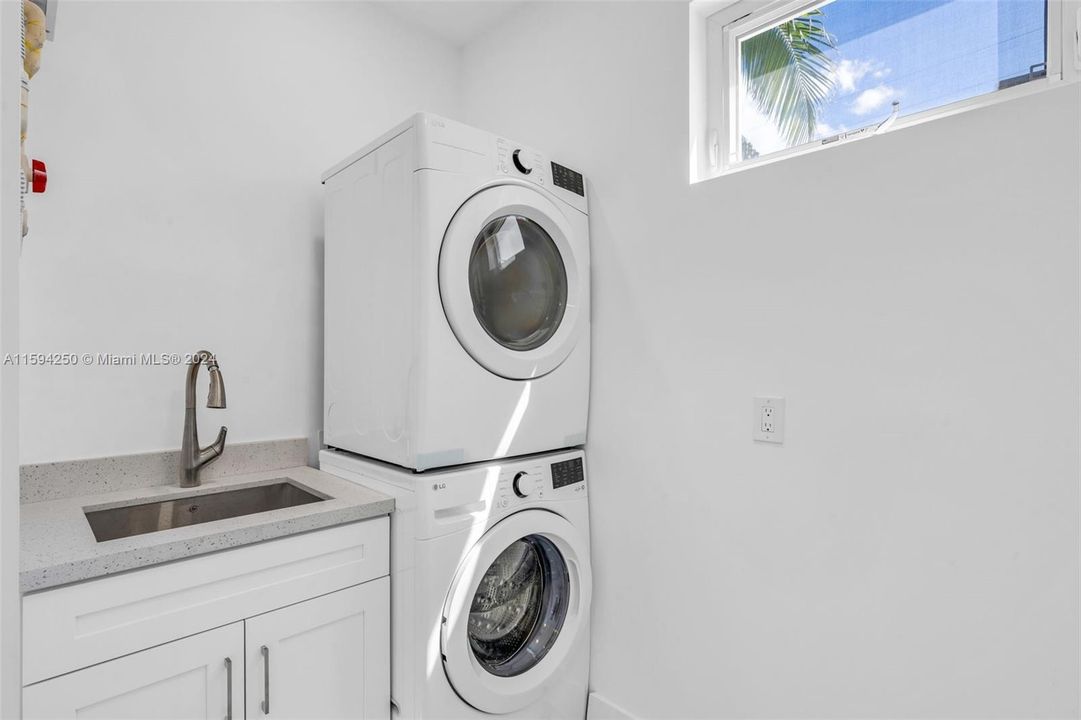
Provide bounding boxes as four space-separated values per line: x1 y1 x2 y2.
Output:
21 466 394 593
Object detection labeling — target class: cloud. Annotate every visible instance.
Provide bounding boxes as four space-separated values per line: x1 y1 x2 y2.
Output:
850 84 897 115
816 121 843 137
739 93 787 155
833 59 875 93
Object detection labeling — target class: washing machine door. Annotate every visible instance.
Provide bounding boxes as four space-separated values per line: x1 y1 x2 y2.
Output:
441 509 592 714
439 184 585 380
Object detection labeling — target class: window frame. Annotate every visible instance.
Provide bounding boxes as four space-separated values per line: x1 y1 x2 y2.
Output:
696 0 1073 180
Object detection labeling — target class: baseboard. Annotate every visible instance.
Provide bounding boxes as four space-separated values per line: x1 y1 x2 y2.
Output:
587 692 637 720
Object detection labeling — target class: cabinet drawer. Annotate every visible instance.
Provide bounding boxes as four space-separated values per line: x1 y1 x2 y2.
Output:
24 517 389 684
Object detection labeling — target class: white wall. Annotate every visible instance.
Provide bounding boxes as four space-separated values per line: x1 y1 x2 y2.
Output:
463 3 1080 718
0 0 23 710
20 1 461 463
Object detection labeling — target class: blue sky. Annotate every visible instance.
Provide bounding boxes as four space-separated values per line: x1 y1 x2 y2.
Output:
741 0 1046 155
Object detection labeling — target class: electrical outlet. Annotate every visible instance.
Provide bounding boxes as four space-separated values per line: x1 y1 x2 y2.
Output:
753 396 785 444
760 405 776 433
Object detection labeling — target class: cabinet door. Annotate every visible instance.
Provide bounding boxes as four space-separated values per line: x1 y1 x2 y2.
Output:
24 622 243 720
245 578 390 720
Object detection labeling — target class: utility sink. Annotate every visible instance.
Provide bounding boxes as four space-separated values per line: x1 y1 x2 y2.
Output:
84 480 326 542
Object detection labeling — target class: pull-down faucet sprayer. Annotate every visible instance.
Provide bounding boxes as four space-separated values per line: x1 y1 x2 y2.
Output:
179 350 228 487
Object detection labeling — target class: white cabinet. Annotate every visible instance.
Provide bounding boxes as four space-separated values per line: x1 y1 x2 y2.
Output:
23 519 389 685
246 578 390 720
22 519 391 720
23 622 244 720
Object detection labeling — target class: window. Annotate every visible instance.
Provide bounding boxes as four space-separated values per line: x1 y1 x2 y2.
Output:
699 0 1069 176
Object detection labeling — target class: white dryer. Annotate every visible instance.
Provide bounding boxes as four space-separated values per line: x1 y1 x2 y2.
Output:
322 114 591 471
319 448 592 720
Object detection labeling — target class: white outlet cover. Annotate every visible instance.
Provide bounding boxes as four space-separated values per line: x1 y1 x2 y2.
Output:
753 396 785 444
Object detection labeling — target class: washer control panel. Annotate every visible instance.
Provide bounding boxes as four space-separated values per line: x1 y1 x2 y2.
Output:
495 454 587 510
551 457 585 489
512 471 537 498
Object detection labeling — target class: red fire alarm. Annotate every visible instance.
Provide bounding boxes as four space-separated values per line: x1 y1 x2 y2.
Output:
31 159 46 193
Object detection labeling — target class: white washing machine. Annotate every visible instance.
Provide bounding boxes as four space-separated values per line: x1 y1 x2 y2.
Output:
319 447 592 720
322 113 591 471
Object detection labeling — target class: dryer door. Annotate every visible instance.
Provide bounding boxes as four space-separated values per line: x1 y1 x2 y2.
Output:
439 184 585 380
441 509 592 714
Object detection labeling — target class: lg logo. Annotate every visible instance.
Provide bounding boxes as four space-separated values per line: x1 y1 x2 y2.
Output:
432 482 446 491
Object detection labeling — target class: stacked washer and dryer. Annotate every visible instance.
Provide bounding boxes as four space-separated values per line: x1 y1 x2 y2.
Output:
319 114 593 720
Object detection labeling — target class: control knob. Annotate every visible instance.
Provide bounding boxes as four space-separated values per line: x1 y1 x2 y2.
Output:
512 471 537 498
511 149 533 175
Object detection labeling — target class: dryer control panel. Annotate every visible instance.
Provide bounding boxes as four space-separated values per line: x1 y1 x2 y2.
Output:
550 162 585 197
494 136 588 212
496 138 547 184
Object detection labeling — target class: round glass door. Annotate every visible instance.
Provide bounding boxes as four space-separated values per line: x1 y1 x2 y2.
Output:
467 535 569 677
441 509 592 713
468 216 568 352
438 184 586 380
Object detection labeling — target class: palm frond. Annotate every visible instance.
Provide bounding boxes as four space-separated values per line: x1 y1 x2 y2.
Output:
741 9 836 146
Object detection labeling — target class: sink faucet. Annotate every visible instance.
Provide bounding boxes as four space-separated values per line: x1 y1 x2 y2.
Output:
180 350 228 487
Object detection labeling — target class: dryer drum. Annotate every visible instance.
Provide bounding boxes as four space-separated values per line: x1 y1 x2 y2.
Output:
468 215 568 353
467 534 570 677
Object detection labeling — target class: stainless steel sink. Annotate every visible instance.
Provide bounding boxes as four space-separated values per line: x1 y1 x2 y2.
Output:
84 480 326 542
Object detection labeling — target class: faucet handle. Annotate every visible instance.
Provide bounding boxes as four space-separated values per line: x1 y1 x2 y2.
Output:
198 426 228 467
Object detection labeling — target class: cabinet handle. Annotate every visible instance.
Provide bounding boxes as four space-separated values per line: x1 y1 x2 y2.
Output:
261 645 271 715
224 657 233 720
